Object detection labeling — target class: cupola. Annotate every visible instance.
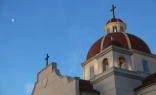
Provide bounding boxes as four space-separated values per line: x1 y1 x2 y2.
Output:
104 5 127 34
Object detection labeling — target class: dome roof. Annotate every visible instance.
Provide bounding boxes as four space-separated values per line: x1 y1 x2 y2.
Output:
106 18 123 25
86 33 151 60
110 40 124 48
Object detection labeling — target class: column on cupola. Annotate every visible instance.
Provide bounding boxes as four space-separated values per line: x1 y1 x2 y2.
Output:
117 24 120 32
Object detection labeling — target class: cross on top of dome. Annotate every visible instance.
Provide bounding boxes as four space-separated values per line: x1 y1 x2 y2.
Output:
111 5 116 18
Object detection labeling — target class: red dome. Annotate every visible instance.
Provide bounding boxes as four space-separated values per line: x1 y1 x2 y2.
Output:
86 33 151 60
106 18 123 25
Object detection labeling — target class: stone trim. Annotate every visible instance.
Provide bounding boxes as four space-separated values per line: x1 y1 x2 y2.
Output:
90 67 145 84
81 46 133 67
81 57 96 67
121 32 132 49
131 49 156 57
100 36 106 51
134 83 156 92
96 46 133 59
104 22 126 32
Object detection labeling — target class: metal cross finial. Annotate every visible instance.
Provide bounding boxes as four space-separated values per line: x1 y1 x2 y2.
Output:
111 5 116 18
45 53 50 66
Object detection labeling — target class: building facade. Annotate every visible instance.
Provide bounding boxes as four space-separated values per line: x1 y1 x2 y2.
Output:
31 5 156 95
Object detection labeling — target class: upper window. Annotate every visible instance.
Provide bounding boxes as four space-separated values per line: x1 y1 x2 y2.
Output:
102 58 109 71
90 66 94 78
113 26 117 32
119 56 125 68
142 60 149 72
120 26 124 32
107 28 110 34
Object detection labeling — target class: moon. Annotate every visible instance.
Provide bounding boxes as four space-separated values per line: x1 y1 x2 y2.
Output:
12 19 14 22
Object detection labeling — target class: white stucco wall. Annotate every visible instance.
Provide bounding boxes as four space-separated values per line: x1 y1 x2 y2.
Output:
131 52 156 74
32 63 80 95
97 51 113 74
112 50 132 70
135 84 156 95
84 59 99 80
93 75 116 95
83 46 133 80
90 67 146 95
114 74 142 95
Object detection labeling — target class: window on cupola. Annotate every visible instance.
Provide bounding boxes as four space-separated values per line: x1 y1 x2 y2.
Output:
142 60 149 72
107 28 110 34
113 26 117 32
120 26 124 32
102 58 109 71
90 66 94 78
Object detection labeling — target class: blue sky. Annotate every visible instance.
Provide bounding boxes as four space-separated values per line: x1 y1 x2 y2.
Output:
0 0 156 95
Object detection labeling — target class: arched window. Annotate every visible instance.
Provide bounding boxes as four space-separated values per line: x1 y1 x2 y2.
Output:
119 56 125 68
113 26 117 32
102 58 109 71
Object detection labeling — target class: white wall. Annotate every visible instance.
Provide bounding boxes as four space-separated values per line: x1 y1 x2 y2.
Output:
97 51 113 74
83 47 133 80
114 74 142 95
112 51 132 70
93 75 117 95
91 67 145 95
32 63 80 95
135 84 156 95
84 59 99 80
131 53 156 74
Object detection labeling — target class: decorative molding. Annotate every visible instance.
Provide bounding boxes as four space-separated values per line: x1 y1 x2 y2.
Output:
131 49 156 58
121 32 132 49
81 46 133 67
96 46 133 59
104 22 127 32
134 83 156 92
81 57 96 67
100 36 106 51
90 67 145 84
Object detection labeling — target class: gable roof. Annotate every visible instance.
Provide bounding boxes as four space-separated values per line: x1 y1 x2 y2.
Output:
134 73 156 91
79 79 100 94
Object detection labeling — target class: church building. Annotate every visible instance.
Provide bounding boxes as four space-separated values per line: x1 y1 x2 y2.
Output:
31 5 156 95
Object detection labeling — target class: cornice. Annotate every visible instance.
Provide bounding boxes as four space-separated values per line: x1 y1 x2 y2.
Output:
81 46 133 67
90 67 145 84
104 22 127 32
81 56 96 67
131 49 156 58
134 83 156 92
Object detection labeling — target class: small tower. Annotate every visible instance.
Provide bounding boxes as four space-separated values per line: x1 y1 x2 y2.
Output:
104 5 127 34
